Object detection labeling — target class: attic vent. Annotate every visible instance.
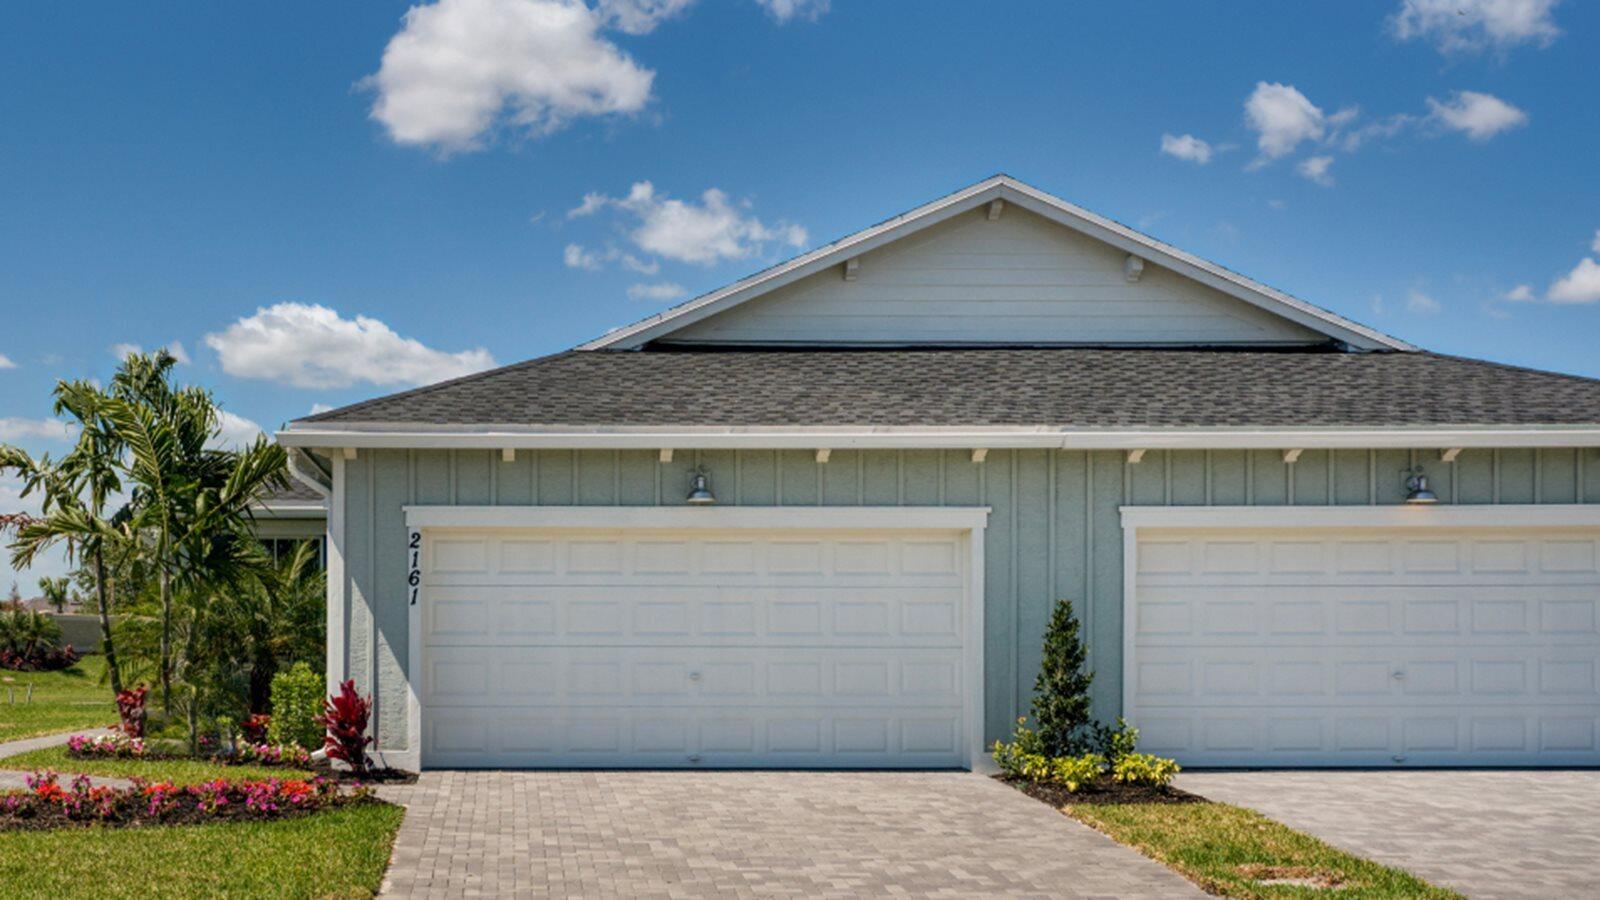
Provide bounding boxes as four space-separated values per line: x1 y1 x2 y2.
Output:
1124 255 1145 283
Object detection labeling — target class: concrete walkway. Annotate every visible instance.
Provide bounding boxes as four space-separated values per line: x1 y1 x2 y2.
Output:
1179 769 1600 900
375 770 1204 898
0 728 132 790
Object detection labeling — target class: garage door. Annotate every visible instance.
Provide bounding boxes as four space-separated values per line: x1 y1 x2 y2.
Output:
419 526 972 768
1128 522 1600 766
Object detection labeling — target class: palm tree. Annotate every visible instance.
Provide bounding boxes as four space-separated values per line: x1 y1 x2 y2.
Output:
100 350 287 721
209 540 325 713
1 381 128 695
38 576 71 614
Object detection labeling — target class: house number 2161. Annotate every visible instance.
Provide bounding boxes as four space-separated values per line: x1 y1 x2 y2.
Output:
407 531 421 606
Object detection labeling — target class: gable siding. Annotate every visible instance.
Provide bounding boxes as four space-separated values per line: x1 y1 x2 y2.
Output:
337 447 1588 754
668 207 1323 346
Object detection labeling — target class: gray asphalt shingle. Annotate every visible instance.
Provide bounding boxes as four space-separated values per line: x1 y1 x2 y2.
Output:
293 348 1600 429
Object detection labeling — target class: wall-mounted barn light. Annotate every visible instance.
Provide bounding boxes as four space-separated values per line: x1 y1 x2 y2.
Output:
686 465 716 505
1403 466 1438 504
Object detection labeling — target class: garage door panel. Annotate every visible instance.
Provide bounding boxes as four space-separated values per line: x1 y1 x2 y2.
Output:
423 584 963 647
1130 525 1600 767
423 706 965 768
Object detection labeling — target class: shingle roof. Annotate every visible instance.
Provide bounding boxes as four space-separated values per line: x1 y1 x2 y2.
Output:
258 479 326 505
291 348 1600 430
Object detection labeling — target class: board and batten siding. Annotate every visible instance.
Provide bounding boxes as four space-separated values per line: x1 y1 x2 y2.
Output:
667 206 1323 345
336 446 1600 754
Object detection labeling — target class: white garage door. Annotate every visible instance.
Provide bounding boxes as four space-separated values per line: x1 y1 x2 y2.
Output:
1128 522 1600 767
419 526 971 768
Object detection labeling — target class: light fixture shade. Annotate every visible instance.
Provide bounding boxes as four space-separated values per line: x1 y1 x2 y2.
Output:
1405 472 1438 504
686 466 716 505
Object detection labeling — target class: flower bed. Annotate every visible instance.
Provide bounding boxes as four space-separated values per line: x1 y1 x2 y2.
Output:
66 733 312 770
0 771 370 831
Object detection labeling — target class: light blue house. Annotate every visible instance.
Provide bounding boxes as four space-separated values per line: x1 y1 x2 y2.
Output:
276 176 1600 771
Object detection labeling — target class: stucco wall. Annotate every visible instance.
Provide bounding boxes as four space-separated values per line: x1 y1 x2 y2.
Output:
335 446 1600 753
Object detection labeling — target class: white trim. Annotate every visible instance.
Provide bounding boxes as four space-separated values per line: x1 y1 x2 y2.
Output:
278 425 1600 451
325 456 347 690
579 175 1412 352
1120 503 1600 531
404 505 990 770
254 500 327 519
1119 502 1600 767
403 504 991 532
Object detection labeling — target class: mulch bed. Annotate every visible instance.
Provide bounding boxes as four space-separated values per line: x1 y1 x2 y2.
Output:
1001 775 1204 807
0 795 391 833
309 764 418 786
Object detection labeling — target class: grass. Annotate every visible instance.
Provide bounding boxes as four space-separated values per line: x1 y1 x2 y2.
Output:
0 656 116 742
0 744 292 785
1065 799 1462 899
0 801 404 899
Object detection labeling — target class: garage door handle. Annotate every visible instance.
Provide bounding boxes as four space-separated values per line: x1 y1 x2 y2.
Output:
1391 670 1405 679
689 671 702 681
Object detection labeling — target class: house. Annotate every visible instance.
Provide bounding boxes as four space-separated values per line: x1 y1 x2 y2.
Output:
276 175 1600 772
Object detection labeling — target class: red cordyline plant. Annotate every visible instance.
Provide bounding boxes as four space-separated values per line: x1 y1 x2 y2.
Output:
240 712 271 744
115 684 148 738
316 679 373 775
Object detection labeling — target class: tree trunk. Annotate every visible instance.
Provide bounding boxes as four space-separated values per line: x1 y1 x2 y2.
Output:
248 658 275 716
183 612 200 755
159 567 172 716
92 546 123 696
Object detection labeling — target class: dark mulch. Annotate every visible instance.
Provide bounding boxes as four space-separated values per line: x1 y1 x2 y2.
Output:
312 765 418 786
1001 775 1203 807
0 795 389 833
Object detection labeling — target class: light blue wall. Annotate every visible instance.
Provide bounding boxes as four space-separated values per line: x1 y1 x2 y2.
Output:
336 447 1600 752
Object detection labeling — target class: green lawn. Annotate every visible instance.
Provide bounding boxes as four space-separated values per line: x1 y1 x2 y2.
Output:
0 656 116 742
0 802 403 899
0 744 292 785
1067 799 1461 899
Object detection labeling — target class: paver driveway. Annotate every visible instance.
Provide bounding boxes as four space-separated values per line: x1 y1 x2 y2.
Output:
375 770 1202 898
1179 769 1600 900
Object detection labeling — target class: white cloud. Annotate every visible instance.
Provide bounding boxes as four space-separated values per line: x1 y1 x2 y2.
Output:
575 182 808 266
627 282 687 302
565 242 660 274
568 192 608 218
1370 293 1388 316
1591 230 1600 255
754 0 829 22
0 354 15 370
564 243 605 271
1548 258 1600 304
203 302 498 389
1391 0 1560 54
1244 82 1326 162
366 0 655 154
1426 91 1528 141
1503 284 1536 302
0 417 74 442
109 342 190 364
1406 287 1442 314
212 410 265 450
1297 155 1336 187
1159 133 1213 164
310 403 335 415
595 0 694 34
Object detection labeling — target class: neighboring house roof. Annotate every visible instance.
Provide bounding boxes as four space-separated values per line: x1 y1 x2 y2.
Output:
578 175 1415 353
254 478 327 517
286 347 1600 434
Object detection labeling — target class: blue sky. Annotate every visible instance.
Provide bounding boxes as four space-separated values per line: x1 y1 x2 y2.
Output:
2 0 1597 587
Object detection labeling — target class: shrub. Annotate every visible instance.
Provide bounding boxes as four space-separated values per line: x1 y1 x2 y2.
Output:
317 679 373 774
234 741 314 769
116 684 148 738
1046 753 1108 792
992 717 1045 779
0 607 77 671
1031 599 1097 757
1111 752 1181 788
1100 717 1139 762
267 662 324 750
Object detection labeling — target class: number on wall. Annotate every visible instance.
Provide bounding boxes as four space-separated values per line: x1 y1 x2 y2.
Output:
408 531 421 606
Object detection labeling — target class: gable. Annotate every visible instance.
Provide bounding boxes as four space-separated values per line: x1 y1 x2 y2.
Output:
664 205 1323 346
583 176 1411 352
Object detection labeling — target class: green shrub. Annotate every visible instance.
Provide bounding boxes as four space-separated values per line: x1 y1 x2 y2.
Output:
1047 753 1108 792
1111 752 1181 788
992 717 1044 778
266 662 324 750
1031 599 1096 756
1100 717 1139 761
